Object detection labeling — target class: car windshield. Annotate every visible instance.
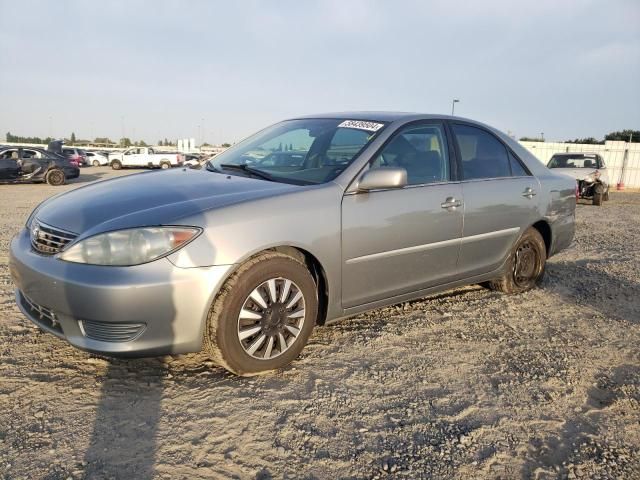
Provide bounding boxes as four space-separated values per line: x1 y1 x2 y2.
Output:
207 118 386 185
548 155 603 169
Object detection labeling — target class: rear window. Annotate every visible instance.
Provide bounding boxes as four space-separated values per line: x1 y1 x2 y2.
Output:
547 155 603 169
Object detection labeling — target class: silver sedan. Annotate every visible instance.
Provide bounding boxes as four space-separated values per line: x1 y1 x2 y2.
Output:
10 113 576 375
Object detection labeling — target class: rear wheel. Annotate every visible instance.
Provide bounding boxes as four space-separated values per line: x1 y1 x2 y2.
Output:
111 160 122 170
203 251 317 376
45 168 66 186
487 227 546 294
160 161 171 169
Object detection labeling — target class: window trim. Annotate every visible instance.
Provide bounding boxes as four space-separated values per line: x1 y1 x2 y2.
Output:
346 119 457 194
447 121 532 181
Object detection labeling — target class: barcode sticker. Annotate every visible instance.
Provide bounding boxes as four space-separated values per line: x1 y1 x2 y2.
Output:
338 120 385 132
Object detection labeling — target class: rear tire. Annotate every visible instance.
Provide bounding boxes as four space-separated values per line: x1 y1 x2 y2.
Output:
203 251 318 376
45 169 66 186
111 160 122 170
487 227 546 294
160 161 171 169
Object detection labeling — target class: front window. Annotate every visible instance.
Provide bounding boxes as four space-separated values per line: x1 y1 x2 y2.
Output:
370 123 450 185
207 118 386 185
547 155 603 169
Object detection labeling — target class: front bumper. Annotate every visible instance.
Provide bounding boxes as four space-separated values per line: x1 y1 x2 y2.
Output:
9 228 233 356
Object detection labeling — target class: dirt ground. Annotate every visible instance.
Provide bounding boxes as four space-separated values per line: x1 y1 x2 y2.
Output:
0 168 638 480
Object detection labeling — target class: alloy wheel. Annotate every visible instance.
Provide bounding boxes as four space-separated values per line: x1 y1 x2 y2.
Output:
237 277 306 360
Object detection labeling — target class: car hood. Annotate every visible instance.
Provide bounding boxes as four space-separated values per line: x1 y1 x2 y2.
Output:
549 168 608 183
33 169 301 236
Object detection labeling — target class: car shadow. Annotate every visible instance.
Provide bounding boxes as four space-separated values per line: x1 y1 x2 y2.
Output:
60 176 221 477
67 171 111 184
543 258 639 324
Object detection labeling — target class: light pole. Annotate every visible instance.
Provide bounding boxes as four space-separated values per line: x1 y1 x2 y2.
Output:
540 132 545 142
451 99 460 115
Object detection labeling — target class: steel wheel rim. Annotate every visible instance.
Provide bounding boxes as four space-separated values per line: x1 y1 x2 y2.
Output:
237 277 306 360
513 240 539 287
50 170 63 184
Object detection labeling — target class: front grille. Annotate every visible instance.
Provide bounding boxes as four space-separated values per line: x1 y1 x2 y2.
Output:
21 292 63 334
31 221 77 255
79 320 146 343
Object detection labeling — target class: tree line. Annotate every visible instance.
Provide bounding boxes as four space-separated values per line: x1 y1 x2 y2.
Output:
520 129 640 144
5 132 231 148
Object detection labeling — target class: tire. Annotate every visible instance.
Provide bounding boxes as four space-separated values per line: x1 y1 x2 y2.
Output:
203 251 318 376
111 160 122 170
92 160 100 167
160 161 171 169
45 168 66 186
593 183 604 206
603 189 610 201
487 227 546 294
593 192 603 206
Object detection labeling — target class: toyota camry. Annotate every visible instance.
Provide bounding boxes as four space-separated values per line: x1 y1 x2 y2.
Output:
10 112 576 375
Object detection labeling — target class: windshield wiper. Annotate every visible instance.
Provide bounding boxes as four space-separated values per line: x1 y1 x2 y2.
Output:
218 163 275 182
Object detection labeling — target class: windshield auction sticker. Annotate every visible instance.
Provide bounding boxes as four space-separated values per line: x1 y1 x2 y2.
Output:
338 120 385 132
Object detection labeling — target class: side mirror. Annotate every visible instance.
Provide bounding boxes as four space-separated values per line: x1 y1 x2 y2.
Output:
358 167 407 192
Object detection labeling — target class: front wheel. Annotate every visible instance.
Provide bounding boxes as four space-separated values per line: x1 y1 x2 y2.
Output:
487 227 546 294
92 160 100 167
203 251 318 376
111 160 122 170
45 168 66 186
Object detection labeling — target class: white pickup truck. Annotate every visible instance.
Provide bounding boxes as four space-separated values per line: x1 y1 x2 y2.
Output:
109 147 184 170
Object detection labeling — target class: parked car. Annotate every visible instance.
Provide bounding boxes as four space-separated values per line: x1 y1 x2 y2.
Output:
108 147 184 170
0 146 79 185
547 153 610 205
62 147 88 167
85 151 109 166
9 113 576 375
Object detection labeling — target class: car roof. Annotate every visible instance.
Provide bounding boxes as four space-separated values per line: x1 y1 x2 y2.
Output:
288 111 478 123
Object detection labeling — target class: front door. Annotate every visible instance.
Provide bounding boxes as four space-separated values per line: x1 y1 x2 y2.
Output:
341 122 463 308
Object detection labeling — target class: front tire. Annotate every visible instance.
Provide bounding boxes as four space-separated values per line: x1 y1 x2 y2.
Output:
45 168 66 186
92 160 100 167
487 227 546 294
203 251 318 376
111 160 122 170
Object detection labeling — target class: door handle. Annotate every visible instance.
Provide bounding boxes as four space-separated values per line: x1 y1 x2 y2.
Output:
522 187 537 199
441 197 462 210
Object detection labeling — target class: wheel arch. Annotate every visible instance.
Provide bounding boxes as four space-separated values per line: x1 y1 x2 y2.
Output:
531 219 552 258
217 245 330 326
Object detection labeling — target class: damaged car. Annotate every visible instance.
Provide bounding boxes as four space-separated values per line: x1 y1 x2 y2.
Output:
547 153 609 206
0 147 80 186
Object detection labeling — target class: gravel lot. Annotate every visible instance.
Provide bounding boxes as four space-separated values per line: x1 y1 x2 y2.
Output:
0 168 638 479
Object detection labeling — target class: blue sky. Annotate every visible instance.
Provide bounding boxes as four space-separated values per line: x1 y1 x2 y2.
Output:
0 0 638 144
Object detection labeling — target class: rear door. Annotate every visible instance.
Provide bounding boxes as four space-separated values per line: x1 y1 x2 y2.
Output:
450 122 540 277
341 121 463 308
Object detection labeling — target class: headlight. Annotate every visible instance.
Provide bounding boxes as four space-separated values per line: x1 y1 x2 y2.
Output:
58 227 201 266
